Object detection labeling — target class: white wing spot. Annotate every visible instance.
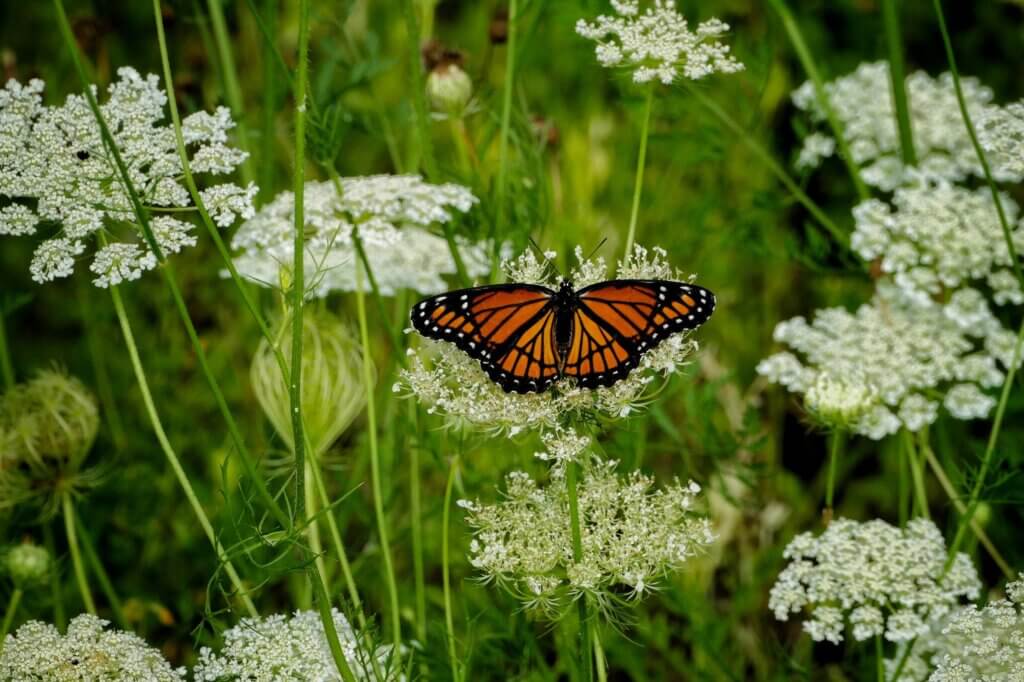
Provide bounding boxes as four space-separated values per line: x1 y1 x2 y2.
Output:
688 314 694 320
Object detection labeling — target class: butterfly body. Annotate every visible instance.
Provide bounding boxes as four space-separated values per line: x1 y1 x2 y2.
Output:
411 278 715 394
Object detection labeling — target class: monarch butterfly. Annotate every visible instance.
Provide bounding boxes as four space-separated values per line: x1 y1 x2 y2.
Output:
410 279 715 394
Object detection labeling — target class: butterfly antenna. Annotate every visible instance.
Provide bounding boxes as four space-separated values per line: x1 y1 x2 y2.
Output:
527 237 562 280
583 238 608 264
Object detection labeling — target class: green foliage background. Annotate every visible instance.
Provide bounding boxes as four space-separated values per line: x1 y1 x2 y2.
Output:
2 0 1023 679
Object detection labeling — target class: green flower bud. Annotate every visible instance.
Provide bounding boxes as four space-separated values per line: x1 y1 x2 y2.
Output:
5 541 50 587
427 64 472 115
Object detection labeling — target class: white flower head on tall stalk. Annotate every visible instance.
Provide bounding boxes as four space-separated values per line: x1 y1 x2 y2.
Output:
769 518 981 645
231 175 491 298
0 69 256 287
459 460 713 617
792 62 1024 190
398 245 705 440
192 609 401 681
756 283 1016 439
575 1 744 85
852 184 1024 306
0 614 185 680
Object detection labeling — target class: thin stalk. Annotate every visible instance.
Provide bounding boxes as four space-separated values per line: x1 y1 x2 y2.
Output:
624 86 654 258
450 118 472 175
824 429 843 512
61 494 96 615
898 437 909 527
410 405 427 643
681 83 848 245
0 589 22 652
107 284 258 618
566 461 593 682
258 0 279 201
767 0 869 199
904 431 930 520
882 0 917 165
592 621 608 682
920 435 1013 579
356 261 402 647
75 516 128 630
206 0 255 185
442 454 460 681
403 0 438 178
43 523 65 630
492 0 518 274
875 635 884 682
945 316 1024 566
0 313 13 388
304 461 327 602
933 0 1024 290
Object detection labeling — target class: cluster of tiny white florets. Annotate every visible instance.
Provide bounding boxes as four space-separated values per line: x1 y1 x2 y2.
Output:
398 245 701 438
0 68 255 287
769 518 981 645
459 459 713 616
575 0 744 84
792 62 1024 190
0 614 185 680
231 175 491 297
193 609 400 681
852 184 1024 306
757 283 1015 438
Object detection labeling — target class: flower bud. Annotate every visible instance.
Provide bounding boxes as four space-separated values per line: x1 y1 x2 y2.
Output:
804 373 875 430
5 541 50 587
427 64 473 115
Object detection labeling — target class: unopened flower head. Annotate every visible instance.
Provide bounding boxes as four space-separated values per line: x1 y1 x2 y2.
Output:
756 284 1015 440
398 245 703 438
769 518 980 644
460 460 713 617
0 69 255 287
792 62 1022 190
231 175 491 298
575 1 744 85
3 540 50 588
192 609 400 681
0 614 185 680
852 184 1024 306
427 64 473 115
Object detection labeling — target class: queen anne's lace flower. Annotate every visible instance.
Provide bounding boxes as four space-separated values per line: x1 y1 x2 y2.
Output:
192 609 400 681
460 460 713 616
792 62 1023 190
0 614 184 680
769 519 980 645
398 246 703 437
0 68 255 287
575 1 743 84
231 175 491 297
757 284 1017 439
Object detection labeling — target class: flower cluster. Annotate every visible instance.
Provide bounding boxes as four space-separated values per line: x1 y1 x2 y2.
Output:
193 609 399 681
769 518 980 644
576 0 743 84
0 614 185 680
0 68 255 287
757 284 1014 438
231 175 491 298
460 460 713 616
792 61 1024 190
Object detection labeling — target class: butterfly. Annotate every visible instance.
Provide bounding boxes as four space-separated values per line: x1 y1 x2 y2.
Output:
410 278 715 394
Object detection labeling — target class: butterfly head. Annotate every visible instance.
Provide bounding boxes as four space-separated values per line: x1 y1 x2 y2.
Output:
557 279 574 296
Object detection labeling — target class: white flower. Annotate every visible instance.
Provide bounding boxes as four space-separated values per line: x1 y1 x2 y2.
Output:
192 609 401 681
803 373 876 429
769 518 981 644
0 614 185 680
231 175 491 297
150 215 197 255
462 460 714 615
942 383 996 420
534 425 592 471
977 101 1024 178
575 1 743 84
0 69 253 286
200 182 258 227
796 132 836 170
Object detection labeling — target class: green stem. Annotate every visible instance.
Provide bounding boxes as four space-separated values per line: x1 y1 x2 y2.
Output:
933 0 1024 291
624 86 654 259
442 453 460 682
882 0 917 166
592 620 607 682
824 429 843 512
767 0 869 199
304 461 327 607
356 261 402 647
0 588 22 652
898 436 909 527
682 83 848 246
403 0 437 179
107 284 258 618
566 461 593 682
61 494 96 615
75 516 128 630
0 312 13 389
450 117 473 176
492 0 518 275
258 0 280 202
410 405 427 643
875 635 884 682
904 430 930 520
43 523 64 630
206 0 255 185
945 316 1024 567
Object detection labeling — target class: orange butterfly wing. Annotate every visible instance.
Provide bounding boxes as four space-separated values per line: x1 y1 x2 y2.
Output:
410 284 561 393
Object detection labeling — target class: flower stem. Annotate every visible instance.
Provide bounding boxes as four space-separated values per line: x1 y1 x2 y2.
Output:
681 83 848 246
0 588 22 652
592 620 607 682
767 0 869 199
410 404 427 643
492 0 518 276
74 515 128 630
824 429 843 517
403 0 438 179
566 460 594 682
0 312 14 389
304 461 327 606
443 453 460 682
624 86 654 259
61 493 96 615
882 0 917 166
206 0 255 185
42 523 64 631
875 635 884 682
356 261 403 647
903 431 929 520
107 283 259 618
